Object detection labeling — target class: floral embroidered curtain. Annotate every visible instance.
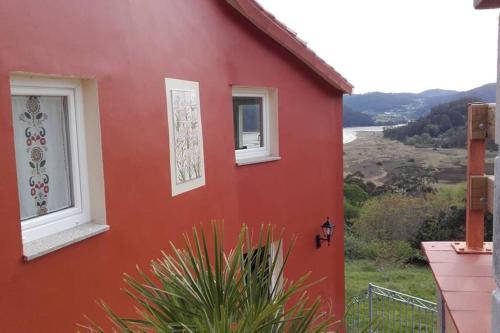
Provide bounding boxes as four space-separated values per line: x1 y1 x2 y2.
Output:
12 96 73 221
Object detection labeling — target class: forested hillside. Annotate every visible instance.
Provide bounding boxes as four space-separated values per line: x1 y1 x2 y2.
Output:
344 83 495 124
383 98 475 148
343 106 375 127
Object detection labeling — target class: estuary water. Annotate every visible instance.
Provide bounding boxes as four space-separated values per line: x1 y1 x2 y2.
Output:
343 126 386 144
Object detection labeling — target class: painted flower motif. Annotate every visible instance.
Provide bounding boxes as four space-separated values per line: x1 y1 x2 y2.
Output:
171 90 202 185
20 96 49 216
31 147 44 162
26 96 40 114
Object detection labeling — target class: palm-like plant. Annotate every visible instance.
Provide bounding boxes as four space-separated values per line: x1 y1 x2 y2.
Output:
83 224 338 332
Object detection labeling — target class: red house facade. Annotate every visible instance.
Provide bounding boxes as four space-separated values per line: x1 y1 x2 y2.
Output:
0 0 352 331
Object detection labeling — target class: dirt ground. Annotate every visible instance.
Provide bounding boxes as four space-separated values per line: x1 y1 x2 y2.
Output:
344 131 495 185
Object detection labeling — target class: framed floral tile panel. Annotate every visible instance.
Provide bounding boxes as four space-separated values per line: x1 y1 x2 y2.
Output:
165 78 206 196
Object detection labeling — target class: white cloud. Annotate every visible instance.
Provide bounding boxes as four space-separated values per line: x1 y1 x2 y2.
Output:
257 0 499 93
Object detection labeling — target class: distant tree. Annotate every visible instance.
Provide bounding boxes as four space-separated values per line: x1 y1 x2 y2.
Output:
378 165 437 196
343 106 375 127
344 176 371 224
344 183 369 206
423 124 440 137
344 172 376 195
354 194 430 243
413 207 465 247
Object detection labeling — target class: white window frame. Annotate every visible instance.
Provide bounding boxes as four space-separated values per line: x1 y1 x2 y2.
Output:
11 77 91 243
269 241 284 296
233 87 271 161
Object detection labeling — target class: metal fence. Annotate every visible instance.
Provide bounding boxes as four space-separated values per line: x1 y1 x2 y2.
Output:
346 284 437 333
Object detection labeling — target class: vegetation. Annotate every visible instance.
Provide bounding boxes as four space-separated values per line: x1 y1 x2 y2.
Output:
383 98 473 148
345 169 493 266
345 260 436 333
384 97 498 150
381 165 437 196
345 260 435 302
344 168 488 265
355 194 429 243
83 225 337 333
343 169 473 329
343 106 375 127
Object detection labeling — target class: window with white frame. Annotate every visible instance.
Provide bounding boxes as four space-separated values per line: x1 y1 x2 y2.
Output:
232 87 279 163
10 75 106 248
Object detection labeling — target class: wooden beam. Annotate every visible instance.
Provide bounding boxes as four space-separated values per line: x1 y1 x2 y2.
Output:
469 175 494 213
488 175 495 214
469 103 489 139
465 104 486 250
487 103 496 139
470 176 488 210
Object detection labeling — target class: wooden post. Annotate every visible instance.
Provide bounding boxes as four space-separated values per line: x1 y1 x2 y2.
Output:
466 104 487 250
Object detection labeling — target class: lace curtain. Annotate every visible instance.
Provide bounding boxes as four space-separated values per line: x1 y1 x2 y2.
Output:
12 96 73 221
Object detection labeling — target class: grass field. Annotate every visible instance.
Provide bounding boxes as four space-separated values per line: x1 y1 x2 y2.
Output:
345 260 436 302
345 260 437 332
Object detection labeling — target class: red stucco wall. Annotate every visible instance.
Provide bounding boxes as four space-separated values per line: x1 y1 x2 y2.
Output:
0 0 345 331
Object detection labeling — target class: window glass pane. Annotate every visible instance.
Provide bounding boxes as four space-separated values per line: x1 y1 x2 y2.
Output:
233 96 264 150
12 96 73 221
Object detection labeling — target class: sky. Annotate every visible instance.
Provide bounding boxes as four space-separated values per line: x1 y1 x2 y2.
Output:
256 0 499 94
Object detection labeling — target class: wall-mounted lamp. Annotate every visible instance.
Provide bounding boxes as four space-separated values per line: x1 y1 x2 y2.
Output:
316 217 335 248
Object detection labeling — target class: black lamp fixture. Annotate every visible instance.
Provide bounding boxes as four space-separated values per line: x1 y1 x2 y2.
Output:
316 217 335 248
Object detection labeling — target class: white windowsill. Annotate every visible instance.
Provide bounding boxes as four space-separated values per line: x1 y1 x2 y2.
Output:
236 155 281 166
23 222 109 261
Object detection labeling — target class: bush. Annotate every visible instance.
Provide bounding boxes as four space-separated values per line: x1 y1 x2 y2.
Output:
344 183 369 206
345 231 422 265
344 180 370 224
381 165 437 196
344 200 361 224
354 194 430 243
83 225 336 333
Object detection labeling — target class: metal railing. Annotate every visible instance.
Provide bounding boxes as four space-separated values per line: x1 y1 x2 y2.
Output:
346 284 437 332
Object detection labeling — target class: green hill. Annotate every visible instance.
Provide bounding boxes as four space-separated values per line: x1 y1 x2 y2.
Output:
343 106 375 127
383 97 476 148
344 83 495 124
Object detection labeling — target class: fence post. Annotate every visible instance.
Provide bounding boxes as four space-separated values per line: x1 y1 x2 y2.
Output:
368 283 373 333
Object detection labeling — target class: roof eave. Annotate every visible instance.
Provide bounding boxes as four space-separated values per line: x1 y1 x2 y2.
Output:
474 0 500 9
226 0 353 94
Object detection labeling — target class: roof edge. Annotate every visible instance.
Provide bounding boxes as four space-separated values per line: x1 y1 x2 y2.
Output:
226 0 353 94
474 0 500 9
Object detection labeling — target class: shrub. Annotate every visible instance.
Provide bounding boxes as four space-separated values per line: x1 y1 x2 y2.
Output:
83 225 337 333
344 183 369 206
345 231 422 265
344 231 367 260
344 200 361 224
381 165 437 196
354 194 430 243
